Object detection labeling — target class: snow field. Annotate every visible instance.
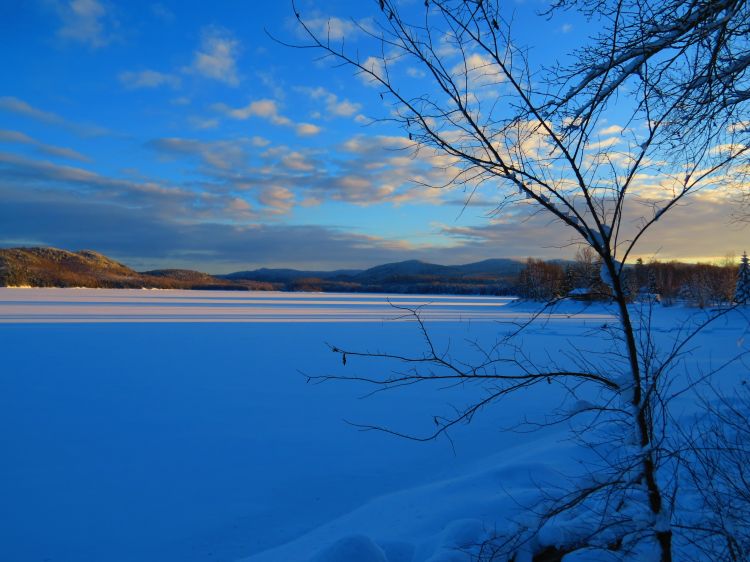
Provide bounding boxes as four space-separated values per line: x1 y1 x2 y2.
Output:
0 289 746 561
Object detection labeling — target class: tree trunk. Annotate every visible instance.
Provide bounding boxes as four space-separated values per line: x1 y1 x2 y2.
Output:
608 256 672 561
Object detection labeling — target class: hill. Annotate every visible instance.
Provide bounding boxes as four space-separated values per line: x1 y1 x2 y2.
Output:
0 248 255 290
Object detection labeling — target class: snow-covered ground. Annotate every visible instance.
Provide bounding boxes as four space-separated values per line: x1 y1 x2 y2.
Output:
0 289 746 562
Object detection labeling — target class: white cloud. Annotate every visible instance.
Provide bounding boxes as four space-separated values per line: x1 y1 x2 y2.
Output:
301 16 358 41
435 32 460 59
304 87 361 118
360 56 386 87
561 23 573 33
450 53 503 90
217 99 321 136
188 26 241 86
145 131 455 214
119 70 181 89
330 98 360 117
599 125 624 136
218 99 291 125
296 123 322 136
281 151 316 172
56 0 115 48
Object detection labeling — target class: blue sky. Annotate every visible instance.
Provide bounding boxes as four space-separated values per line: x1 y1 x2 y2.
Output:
0 0 746 272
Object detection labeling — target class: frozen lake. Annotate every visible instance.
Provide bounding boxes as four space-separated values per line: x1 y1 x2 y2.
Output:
2 289 739 562
0 288 614 323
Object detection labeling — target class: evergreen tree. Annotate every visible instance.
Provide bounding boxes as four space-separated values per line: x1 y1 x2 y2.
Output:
734 252 750 304
648 268 659 295
561 264 575 296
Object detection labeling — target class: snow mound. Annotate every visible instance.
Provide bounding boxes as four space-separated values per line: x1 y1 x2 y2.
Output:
311 535 388 562
562 548 621 561
424 519 487 561
240 435 579 562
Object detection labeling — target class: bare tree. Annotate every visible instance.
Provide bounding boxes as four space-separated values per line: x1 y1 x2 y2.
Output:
677 382 750 561
549 0 750 146
287 1 750 559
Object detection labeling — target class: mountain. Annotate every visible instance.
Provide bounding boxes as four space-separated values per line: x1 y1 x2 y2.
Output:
452 258 527 276
0 248 255 290
0 248 524 295
223 267 362 283
353 259 453 283
222 259 525 295
353 258 524 283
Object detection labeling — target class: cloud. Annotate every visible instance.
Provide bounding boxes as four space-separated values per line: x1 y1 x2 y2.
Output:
269 134 448 206
0 181 454 272
4 160 743 270
259 186 295 213
0 96 108 137
224 197 255 220
303 87 362 118
0 150 273 236
55 0 116 48
436 187 749 263
561 23 573 33
450 53 503 91
296 123 322 136
0 129 90 162
4 136 744 271
216 99 322 136
147 137 251 171
0 152 231 242
0 97 66 126
187 116 220 130
256 71 287 101
187 26 241 86
360 56 386 87
299 16 359 41
145 131 450 214
280 151 316 172
599 125 624 136
119 70 181 89
219 98 290 125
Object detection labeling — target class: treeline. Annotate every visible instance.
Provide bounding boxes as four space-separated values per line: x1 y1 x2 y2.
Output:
279 277 515 295
517 249 740 307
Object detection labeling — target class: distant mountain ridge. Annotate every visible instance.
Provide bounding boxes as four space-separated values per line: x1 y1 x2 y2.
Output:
221 257 524 294
0 247 524 295
223 267 363 283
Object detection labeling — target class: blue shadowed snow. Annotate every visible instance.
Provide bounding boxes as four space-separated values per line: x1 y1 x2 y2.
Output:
0 289 746 562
